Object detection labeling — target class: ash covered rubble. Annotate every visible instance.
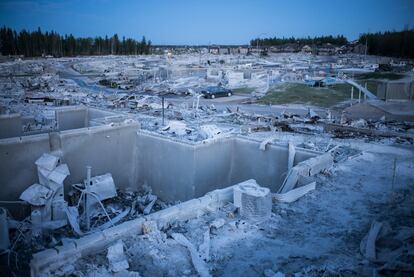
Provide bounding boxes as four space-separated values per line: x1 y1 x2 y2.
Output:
1 54 414 145
1 53 414 276
0 153 170 275
37 146 414 277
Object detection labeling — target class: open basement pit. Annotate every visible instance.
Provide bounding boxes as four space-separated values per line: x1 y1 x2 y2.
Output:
0 107 320 207
0 106 326 276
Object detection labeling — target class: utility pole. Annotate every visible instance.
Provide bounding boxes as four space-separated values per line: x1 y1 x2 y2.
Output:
365 36 368 57
162 96 165 126
351 86 354 106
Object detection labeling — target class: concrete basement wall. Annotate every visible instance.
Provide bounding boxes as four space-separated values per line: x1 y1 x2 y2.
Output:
193 138 235 197
136 132 196 201
232 138 317 192
136 131 320 201
58 123 139 192
0 122 139 213
55 106 88 131
0 106 129 140
87 108 118 120
56 106 131 129
0 133 51 202
0 113 22 139
0 124 320 208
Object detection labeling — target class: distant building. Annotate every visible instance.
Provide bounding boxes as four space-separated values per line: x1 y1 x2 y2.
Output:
317 43 336 55
220 47 230 55
347 40 367 55
269 44 300 53
208 46 221 55
301 45 312 53
239 47 249 55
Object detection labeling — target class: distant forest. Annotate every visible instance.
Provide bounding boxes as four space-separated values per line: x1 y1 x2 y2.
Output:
0 26 151 57
251 30 414 59
250 35 348 47
359 30 414 59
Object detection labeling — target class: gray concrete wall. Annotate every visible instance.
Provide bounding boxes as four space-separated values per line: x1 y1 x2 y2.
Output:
0 134 51 201
0 125 319 206
59 123 139 192
136 132 196 201
87 108 117 121
193 138 235 197
135 132 319 201
0 113 22 139
232 138 316 192
56 106 88 131
0 122 139 205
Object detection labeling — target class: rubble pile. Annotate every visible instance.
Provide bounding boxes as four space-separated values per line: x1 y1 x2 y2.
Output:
0 152 167 275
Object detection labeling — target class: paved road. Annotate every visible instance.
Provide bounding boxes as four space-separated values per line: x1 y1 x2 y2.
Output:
58 62 328 117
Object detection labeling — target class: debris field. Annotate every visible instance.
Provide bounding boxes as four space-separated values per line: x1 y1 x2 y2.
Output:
0 53 413 277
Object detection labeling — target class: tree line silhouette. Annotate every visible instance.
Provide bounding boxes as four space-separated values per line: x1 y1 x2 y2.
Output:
0 26 151 57
251 30 414 59
359 30 414 59
250 35 348 47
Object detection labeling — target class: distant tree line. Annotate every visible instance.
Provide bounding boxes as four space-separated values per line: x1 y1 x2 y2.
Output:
250 35 348 47
359 30 414 59
0 26 151 57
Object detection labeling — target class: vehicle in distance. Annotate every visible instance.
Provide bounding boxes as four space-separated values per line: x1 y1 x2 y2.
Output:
201 86 232 99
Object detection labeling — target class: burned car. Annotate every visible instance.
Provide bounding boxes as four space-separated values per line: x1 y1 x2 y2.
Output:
201 86 233 99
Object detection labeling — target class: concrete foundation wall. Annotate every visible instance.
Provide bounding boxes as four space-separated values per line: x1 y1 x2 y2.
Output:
56 106 88 131
232 138 316 192
0 134 51 201
59 123 139 192
136 132 196 201
0 125 319 206
0 123 139 208
193 138 235 197
0 113 22 139
135 132 319 201
87 108 117 120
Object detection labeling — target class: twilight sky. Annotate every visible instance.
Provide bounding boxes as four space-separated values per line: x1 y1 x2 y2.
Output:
0 0 413 45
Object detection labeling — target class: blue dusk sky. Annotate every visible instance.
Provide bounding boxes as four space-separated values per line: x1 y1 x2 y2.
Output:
1 0 413 45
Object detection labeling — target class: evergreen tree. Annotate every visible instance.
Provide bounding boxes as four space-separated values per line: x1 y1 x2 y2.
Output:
0 26 152 57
